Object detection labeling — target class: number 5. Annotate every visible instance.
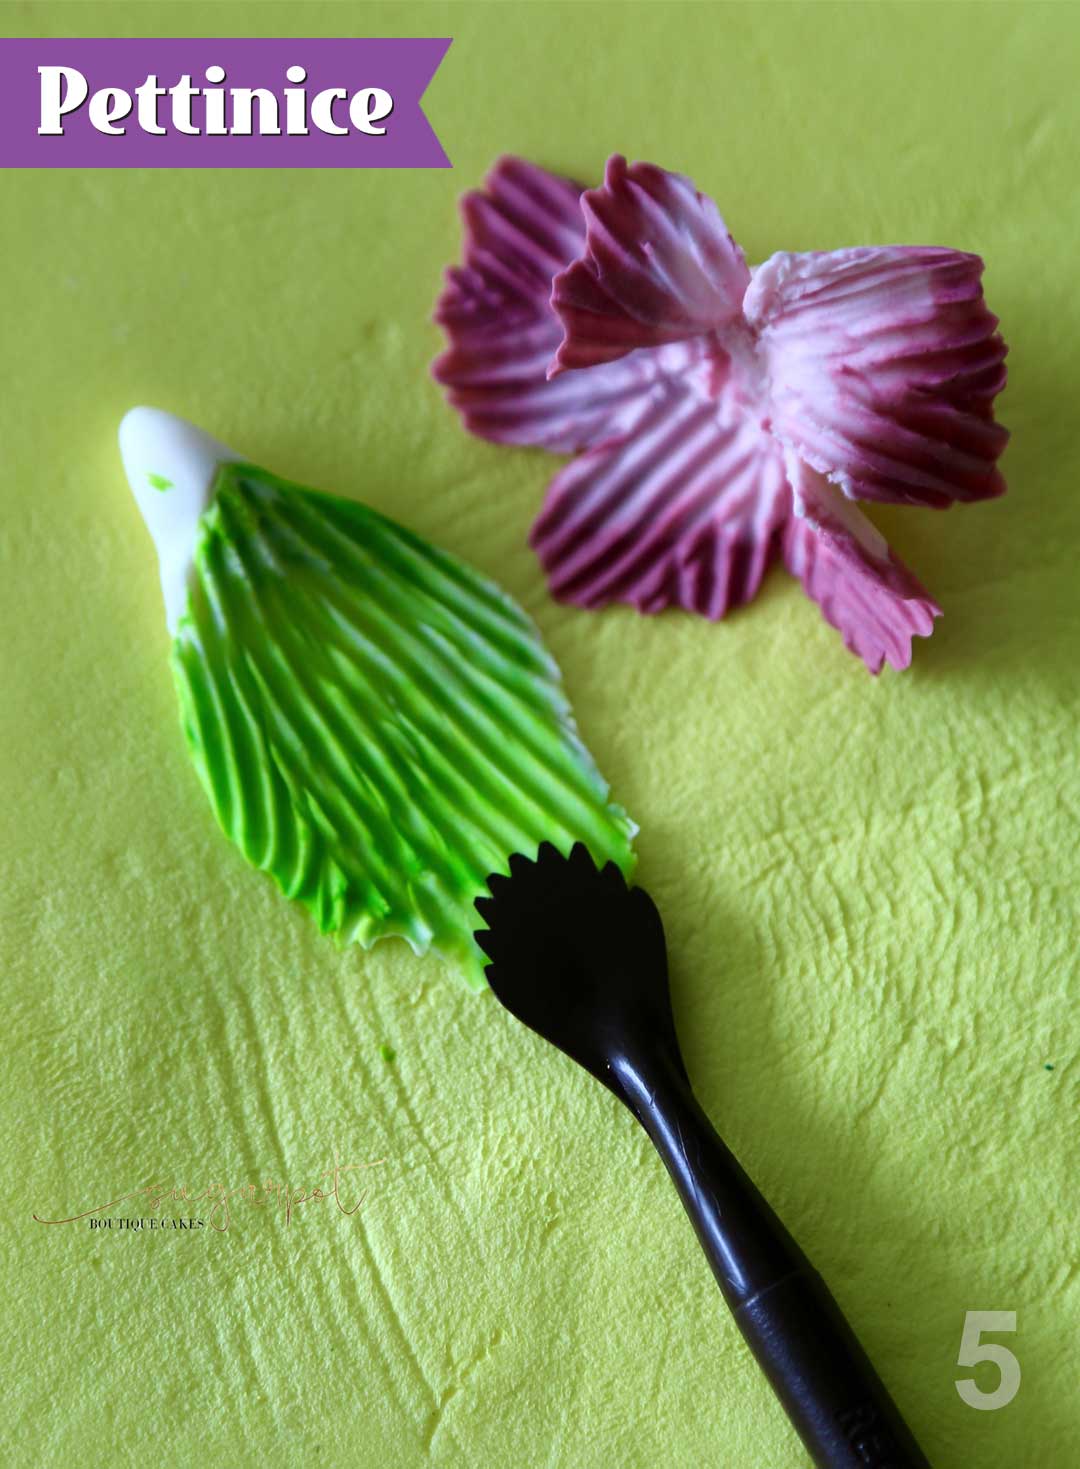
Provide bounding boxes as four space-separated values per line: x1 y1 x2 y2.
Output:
955 1310 1020 1410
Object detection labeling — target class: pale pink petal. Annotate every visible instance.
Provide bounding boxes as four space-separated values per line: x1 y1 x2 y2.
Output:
745 246 1009 508
433 156 665 452
782 454 941 673
530 377 790 618
549 155 751 376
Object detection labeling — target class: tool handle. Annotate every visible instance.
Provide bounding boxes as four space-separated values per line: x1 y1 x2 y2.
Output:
612 1052 930 1469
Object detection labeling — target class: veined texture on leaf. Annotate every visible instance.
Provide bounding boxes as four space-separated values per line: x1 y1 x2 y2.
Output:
122 409 636 989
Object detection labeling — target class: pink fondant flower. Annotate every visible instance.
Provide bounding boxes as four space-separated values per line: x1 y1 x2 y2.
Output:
433 155 1009 672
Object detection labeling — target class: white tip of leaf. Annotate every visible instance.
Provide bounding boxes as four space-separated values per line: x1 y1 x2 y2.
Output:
119 407 242 634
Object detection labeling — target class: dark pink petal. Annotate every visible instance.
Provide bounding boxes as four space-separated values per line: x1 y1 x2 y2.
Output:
530 379 790 619
745 246 1009 508
549 155 751 376
433 156 664 452
782 454 941 673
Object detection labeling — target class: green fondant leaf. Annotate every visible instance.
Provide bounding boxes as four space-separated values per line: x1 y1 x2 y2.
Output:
171 463 636 988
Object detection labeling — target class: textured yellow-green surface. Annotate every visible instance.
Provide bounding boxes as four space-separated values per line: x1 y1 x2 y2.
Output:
2 3 1077 1466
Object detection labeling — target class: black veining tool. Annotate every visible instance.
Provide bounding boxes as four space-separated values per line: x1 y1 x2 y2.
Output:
474 842 930 1469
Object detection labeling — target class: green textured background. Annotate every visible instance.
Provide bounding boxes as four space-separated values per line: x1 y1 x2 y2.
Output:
3 3 1077 1465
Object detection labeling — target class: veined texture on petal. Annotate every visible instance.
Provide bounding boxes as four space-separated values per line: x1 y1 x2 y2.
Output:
531 375 790 620
432 155 667 452
433 154 1009 673
550 155 751 375
170 459 636 988
746 245 1009 508
782 454 941 674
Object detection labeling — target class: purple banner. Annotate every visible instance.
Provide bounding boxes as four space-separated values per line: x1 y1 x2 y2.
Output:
0 38 451 167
